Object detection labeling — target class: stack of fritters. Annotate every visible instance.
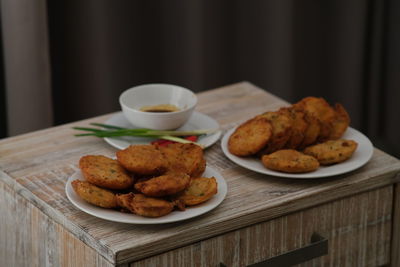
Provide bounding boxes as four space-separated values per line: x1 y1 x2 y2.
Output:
72 143 217 218
228 96 358 173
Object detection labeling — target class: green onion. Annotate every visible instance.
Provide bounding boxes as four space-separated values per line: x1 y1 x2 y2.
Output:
158 135 194 144
73 123 218 146
90 123 126 130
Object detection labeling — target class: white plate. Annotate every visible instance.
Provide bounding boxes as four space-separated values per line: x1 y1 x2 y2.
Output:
221 127 374 178
102 111 221 149
65 166 227 224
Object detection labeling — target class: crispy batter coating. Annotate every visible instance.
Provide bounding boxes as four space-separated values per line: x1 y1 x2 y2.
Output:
256 111 292 154
115 192 134 211
228 117 272 156
329 103 350 140
279 107 308 149
116 145 167 175
191 158 207 178
303 139 358 165
79 155 133 190
134 172 191 197
71 180 118 208
261 149 320 173
298 111 321 148
174 177 218 206
157 143 206 177
172 198 186 211
116 193 174 217
294 97 336 142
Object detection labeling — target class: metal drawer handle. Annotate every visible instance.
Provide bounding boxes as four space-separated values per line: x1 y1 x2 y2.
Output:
220 232 328 267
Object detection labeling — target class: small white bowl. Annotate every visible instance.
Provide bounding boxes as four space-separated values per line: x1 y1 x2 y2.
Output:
119 84 198 130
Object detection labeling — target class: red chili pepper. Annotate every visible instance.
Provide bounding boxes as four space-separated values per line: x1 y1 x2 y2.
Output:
151 136 198 146
150 139 167 145
151 139 175 146
162 141 175 146
185 135 198 142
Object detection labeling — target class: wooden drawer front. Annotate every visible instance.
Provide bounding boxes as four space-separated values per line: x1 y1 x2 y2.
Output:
131 186 393 267
0 181 114 267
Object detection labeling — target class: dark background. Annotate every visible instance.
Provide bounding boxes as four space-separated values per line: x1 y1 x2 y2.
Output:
1 0 399 157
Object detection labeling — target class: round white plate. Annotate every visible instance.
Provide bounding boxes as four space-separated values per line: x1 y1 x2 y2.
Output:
102 111 221 149
65 166 227 224
221 127 374 178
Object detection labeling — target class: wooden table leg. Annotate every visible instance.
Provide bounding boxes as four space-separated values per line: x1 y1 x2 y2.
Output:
391 182 400 266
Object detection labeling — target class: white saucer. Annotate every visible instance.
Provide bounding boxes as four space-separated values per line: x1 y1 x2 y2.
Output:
221 127 374 179
102 111 221 150
65 166 227 224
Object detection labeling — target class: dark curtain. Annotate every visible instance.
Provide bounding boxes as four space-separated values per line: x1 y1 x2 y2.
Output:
381 0 400 158
46 0 399 157
1 0 53 137
0 14 6 138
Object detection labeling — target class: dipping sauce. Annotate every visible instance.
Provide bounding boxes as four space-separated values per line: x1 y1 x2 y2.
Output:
140 104 180 113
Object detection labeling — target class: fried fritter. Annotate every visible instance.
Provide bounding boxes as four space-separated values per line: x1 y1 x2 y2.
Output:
303 139 358 165
116 193 174 217
172 198 186 211
174 177 218 206
134 172 191 197
279 107 308 149
298 111 321 148
261 149 320 173
79 155 133 190
256 111 292 154
228 117 272 156
71 180 118 208
294 97 336 142
192 158 207 178
329 103 350 140
115 192 134 211
157 143 206 177
116 145 167 175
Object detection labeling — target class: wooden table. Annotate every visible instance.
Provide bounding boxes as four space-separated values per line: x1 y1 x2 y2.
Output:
1 82 400 267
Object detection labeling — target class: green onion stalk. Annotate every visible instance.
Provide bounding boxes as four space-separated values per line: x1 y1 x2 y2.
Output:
73 123 219 145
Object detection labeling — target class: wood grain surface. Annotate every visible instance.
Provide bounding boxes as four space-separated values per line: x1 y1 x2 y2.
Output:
0 180 114 267
1 82 399 265
391 183 400 266
132 186 393 267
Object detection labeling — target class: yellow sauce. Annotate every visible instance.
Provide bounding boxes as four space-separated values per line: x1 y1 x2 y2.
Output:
139 104 180 113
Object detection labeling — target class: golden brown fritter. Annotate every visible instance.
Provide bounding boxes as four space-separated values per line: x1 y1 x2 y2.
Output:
294 97 336 142
116 145 167 175
174 177 218 206
115 192 134 211
228 117 272 156
172 198 186 211
256 111 292 154
134 172 191 197
191 158 207 178
279 107 308 149
329 103 350 140
116 193 174 217
71 180 118 208
79 155 134 190
261 149 320 173
303 139 358 165
298 111 321 148
156 143 206 177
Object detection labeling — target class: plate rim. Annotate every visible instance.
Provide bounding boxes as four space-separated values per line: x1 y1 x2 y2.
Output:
65 166 228 224
103 111 221 150
221 126 374 179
